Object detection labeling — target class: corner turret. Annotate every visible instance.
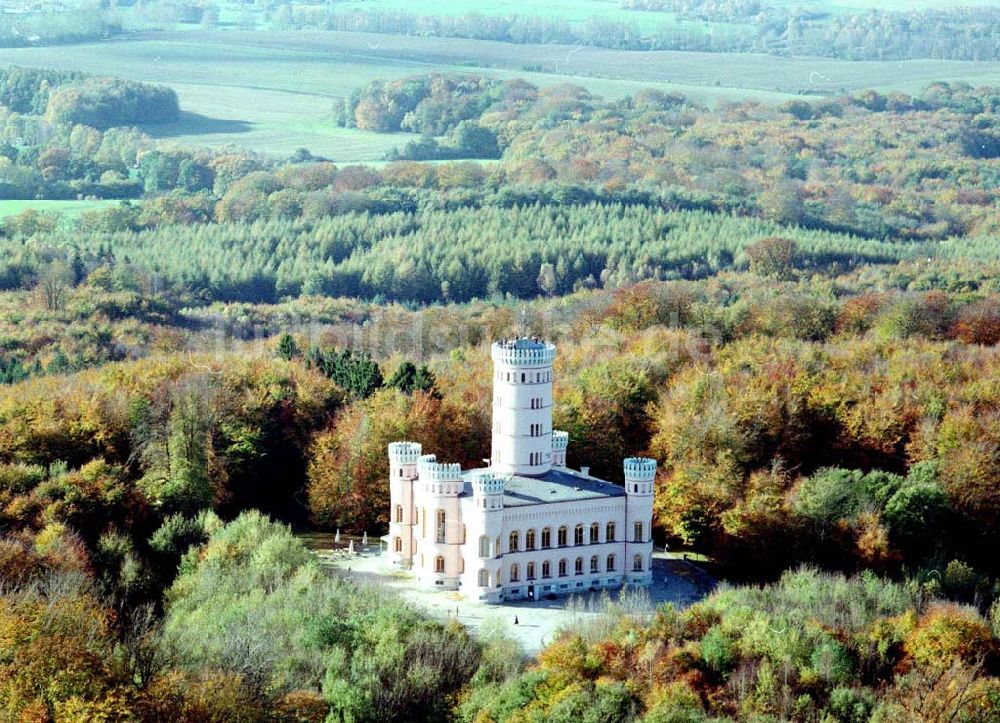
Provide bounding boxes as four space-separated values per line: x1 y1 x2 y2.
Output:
624 457 656 585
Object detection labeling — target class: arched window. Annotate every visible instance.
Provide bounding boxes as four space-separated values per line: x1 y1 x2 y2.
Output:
496 567 502 584
607 554 616 572
435 556 445 573
634 521 643 543
436 509 446 543
527 562 536 580
393 537 402 553
525 529 536 551
509 530 519 552
495 537 501 557
478 569 489 587
574 525 584 545
541 527 552 548
462 525 467 544
394 504 403 523
510 563 520 582
542 560 551 578
421 508 427 537
590 555 599 572
558 526 568 547
606 522 616 542
574 557 583 575
633 554 643 572
459 557 465 574
479 536 490 558
590 523 600 544
558 559 567 577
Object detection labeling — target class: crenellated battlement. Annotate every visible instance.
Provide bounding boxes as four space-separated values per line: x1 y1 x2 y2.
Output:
491 339 556 367
417 454 462 482
551 430 569 450
388 441 422 465
471 471 505 497
624 457 657 481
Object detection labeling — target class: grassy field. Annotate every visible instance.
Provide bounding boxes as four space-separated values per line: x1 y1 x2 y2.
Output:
0 29 996 160
0 199 117 219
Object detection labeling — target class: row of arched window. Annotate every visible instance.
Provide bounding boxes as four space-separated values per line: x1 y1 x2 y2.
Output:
395 511 647 557
394 546 648 586
480 553 645 586
493 521 644 556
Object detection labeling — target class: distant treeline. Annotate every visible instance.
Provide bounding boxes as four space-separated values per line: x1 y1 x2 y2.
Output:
285 4 1000 61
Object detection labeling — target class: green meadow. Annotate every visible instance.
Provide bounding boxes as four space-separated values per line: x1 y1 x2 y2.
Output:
0 29 997 160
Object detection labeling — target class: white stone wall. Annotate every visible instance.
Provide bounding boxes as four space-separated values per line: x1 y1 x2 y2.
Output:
401 472 656 601
490 496 631 600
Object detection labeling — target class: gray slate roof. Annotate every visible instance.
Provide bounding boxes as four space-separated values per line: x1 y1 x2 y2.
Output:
462 467 625 507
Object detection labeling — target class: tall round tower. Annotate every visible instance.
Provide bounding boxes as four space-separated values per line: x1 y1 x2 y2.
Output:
490 338 556 476
624 457 656 585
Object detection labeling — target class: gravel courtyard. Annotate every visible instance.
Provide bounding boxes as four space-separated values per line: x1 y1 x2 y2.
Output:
307 537 716 656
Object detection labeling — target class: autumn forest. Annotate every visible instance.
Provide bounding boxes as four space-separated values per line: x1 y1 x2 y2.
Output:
2 4 1000 719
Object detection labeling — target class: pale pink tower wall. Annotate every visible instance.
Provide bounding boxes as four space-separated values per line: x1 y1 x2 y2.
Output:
414 453 464 590
490 339 558 476
387 441 421 567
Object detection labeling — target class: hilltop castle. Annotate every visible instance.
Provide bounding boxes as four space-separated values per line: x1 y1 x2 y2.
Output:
385 338 656 603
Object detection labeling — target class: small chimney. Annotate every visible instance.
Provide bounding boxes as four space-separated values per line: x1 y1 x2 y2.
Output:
580 466 590 476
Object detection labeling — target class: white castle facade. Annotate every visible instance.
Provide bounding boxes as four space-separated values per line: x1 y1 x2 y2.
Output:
385 338 656 603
